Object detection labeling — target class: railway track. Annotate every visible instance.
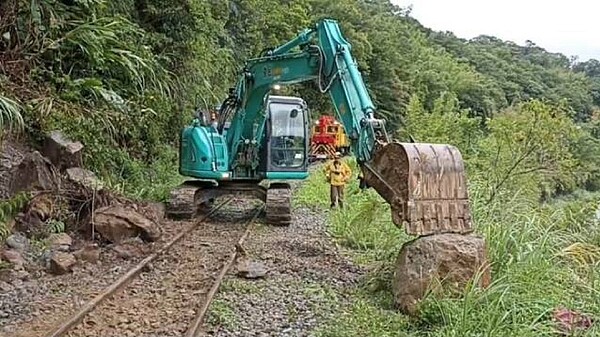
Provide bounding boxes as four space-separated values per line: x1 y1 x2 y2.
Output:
36 197 263 337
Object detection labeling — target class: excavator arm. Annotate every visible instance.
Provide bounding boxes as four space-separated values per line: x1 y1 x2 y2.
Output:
218 20 385 169
195 19 473 236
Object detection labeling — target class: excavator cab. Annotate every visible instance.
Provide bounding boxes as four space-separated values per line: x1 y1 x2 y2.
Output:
261 95 309 179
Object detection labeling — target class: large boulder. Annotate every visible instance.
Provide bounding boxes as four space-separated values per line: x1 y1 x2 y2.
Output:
66 167 103 190
42 130 83 171
0 140 26 199
49 251 77 275
93 205 161 244
8 151 58 195
392 233 491 315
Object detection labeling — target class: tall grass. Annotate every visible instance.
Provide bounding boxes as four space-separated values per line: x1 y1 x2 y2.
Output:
295 160 408 261
298 163 600 337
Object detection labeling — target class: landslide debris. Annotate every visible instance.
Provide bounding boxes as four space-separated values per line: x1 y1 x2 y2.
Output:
0 131 164 279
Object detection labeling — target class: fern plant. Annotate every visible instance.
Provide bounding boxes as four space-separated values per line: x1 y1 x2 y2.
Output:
0 221 10 241
0 95 24 132
0 192 31 240
46 219 66 234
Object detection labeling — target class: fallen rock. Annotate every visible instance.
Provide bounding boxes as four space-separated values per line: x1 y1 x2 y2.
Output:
48 233 72 251
5 233 29 252
93 205 161 244
236 259 268 279
2 249 25 269
0 280 12 292
43 130 83 171
142 202 165 223
392 233 490 315
73 245 101 263
0 140 26 200
111 242 144 259
14 193 58 238
39 249 53 269
49 251 76 275
553 307 593 335
66 167 103 190
9 151 58 195
11 269 30 281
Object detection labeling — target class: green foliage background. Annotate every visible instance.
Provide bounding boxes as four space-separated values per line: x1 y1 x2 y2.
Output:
2 0 600 335
2 0 600 201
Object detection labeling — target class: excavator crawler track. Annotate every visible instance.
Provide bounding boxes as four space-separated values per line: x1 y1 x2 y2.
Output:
166 184 199 220
265 183 292 226
166 180 218 220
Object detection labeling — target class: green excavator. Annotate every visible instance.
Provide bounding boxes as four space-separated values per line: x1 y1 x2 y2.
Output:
166 19 473 237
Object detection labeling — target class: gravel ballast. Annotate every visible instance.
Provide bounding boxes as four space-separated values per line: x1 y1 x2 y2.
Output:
2 184 367 337
201 205 366 337
0 200 231 337
64 201 258 337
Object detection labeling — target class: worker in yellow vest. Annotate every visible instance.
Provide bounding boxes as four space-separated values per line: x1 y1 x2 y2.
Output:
324 152 352 208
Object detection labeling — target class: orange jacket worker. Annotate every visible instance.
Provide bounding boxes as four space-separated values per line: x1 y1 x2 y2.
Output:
324 152 352 208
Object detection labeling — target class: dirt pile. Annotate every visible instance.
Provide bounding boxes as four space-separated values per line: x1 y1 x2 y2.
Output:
0 131 164 277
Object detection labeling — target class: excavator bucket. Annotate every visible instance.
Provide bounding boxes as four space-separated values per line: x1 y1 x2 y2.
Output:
362 141 473 236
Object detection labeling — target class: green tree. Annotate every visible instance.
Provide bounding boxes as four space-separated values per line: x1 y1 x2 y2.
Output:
474 100 582 203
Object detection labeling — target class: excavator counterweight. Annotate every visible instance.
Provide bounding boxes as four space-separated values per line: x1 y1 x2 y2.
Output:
362 142 472 236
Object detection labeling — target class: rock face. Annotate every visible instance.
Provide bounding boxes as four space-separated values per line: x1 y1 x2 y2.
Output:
93 205 161 244
0 140 25 199
43 130 83 171
392 233 491 315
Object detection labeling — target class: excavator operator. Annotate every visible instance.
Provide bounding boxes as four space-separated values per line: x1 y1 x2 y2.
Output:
324 152 352 208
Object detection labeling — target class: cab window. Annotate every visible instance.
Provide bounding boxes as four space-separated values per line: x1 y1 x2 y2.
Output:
269 103 306 168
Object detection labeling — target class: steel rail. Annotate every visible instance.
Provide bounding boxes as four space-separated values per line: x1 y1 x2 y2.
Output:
185 205 264 337
43 197 234 337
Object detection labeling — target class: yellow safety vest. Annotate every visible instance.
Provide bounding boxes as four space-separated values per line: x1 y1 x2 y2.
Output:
324 160 352 186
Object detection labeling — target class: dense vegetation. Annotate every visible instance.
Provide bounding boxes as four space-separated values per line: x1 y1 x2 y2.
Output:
2 0 600 198
296 102 600 336
2 0 600 335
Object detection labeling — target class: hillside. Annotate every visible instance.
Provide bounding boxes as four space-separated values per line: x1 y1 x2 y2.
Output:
1 1 600 336
1 0 599 197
